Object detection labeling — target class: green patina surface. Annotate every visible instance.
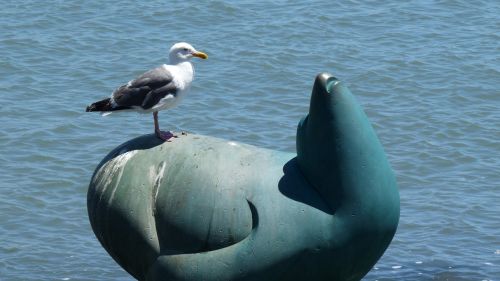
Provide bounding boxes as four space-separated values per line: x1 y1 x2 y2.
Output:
87 73 400 281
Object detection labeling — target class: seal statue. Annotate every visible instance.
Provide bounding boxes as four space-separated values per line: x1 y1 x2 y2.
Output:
87 73 400 281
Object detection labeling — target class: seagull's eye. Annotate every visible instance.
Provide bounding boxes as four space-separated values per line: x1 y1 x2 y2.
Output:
183 48 189 52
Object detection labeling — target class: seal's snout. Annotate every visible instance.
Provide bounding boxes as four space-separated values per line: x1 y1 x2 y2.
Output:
314 73 340 95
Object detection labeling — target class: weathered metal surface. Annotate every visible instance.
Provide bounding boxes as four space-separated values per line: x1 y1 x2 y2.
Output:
87 73 400 281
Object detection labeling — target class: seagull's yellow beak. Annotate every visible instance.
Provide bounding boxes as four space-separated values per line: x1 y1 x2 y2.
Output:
192 51 208 59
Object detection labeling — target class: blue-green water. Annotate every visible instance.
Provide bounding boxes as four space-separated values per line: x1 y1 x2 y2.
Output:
1 1 499 280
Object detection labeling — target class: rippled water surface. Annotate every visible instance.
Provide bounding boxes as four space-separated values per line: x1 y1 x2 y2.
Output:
1 1 499 280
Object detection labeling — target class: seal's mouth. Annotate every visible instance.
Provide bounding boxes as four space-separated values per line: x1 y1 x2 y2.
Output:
326 78 340 94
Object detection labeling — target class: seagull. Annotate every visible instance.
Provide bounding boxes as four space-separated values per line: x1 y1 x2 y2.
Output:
86 42 208 141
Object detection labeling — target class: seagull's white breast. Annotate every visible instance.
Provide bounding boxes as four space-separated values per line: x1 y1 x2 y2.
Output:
164 62 194 91
150 62 194 112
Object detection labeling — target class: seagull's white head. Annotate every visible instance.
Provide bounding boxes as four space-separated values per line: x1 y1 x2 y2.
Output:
168 42 208 64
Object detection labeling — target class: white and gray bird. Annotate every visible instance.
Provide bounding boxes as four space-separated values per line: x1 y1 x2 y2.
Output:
86 42 208 141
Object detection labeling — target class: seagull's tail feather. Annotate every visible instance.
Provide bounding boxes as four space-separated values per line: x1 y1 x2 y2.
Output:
86 98 131 113
86 98 112 112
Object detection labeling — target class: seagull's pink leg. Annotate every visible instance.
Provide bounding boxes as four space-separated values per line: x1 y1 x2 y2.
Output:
153 112 175 141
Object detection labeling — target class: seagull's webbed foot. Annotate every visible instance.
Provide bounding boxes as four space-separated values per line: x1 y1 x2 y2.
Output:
155 130 177 141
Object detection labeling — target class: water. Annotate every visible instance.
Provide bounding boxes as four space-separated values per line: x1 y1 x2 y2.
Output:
1 0 499 280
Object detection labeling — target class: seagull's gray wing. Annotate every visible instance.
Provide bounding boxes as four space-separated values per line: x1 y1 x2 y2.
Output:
112 66 177 110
